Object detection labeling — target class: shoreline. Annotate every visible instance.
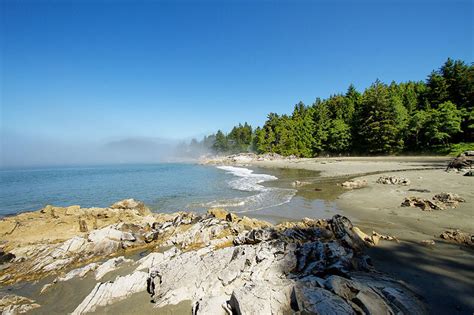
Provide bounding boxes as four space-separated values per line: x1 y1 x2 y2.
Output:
243 156 473 314
1 157 472 314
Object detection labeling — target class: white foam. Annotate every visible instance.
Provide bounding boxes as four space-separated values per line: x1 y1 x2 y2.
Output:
208 166 296 212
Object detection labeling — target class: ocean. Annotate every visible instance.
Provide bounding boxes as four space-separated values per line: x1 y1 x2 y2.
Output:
0 163 297 217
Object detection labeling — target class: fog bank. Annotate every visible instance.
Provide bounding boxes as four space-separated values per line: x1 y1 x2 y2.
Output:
0 131 205 168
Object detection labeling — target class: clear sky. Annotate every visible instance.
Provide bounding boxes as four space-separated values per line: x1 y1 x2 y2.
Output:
1 0 473 166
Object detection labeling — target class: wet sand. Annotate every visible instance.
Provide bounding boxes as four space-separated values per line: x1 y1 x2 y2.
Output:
249 157 474 314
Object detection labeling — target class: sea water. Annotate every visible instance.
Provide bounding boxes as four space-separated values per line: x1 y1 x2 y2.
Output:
0 163 296 217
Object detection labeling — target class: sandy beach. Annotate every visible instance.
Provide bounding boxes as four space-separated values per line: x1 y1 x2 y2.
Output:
248 156 473 314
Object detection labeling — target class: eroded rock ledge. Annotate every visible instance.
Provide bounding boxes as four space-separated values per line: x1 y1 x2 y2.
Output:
0 200 426 314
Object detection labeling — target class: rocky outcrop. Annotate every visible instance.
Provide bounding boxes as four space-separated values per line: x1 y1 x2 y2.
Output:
0 295 40 314
1 201 426 314
200 153 299 165
402 192 465 211
432 192 465 207
401 197 444 211
144 214 425 315
95 256 133 280
72 271 148 314
446 153 473 171
376 175 411 185
440 230 473 247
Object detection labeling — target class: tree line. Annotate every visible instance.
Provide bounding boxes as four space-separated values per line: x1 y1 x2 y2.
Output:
190 58 473 157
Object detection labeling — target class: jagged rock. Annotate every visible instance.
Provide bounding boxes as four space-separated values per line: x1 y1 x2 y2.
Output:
135 250 179 271
464 170 474 176
341 180 368 189
233 228 277 245
95 256 133 280
0 295 40 314
401 197 444 211
329 215 367 250
432 192 465 208
352 227 398 246
402 192 465 211
446 156 472 171
87 226 136 255
72 271 148 314
0 203 426 314
440 230 473 246
376 175 411 185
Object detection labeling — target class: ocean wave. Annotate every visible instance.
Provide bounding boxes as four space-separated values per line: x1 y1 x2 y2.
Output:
204 166 296 212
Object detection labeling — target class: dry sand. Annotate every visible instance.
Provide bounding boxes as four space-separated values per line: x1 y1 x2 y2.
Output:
250 156 473 314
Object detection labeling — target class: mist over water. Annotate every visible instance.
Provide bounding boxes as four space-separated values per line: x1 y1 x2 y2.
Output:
0 130 209 168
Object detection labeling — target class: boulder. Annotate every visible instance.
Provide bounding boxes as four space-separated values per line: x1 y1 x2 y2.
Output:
446 156 472 171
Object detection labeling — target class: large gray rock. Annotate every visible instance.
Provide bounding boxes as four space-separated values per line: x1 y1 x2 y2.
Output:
72 271 148 314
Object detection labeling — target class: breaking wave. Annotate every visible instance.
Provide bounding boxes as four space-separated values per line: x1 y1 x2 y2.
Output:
203 166 296 212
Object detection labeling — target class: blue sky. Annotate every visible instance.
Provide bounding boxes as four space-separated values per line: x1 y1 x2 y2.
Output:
1 0 473 166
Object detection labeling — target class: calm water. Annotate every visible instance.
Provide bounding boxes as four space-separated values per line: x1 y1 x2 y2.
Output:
0 163 296 216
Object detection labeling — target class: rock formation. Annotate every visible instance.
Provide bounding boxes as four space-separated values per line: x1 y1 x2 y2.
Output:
401 192 465 211
0 200 426 314
376 175 411 185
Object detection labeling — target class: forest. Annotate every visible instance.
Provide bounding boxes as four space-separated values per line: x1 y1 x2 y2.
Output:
188 58 473 157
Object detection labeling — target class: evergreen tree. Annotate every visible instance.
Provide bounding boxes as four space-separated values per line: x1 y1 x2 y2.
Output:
205 58 472 157
291 102 315 157
358 80 402 154
213 130 228 153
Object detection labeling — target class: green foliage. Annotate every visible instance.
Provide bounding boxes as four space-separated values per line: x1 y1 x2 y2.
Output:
424 101 462 145
444 142 474 156
357 80 403 154
213 130 228 153
197 58 472 157
227 122 252 153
